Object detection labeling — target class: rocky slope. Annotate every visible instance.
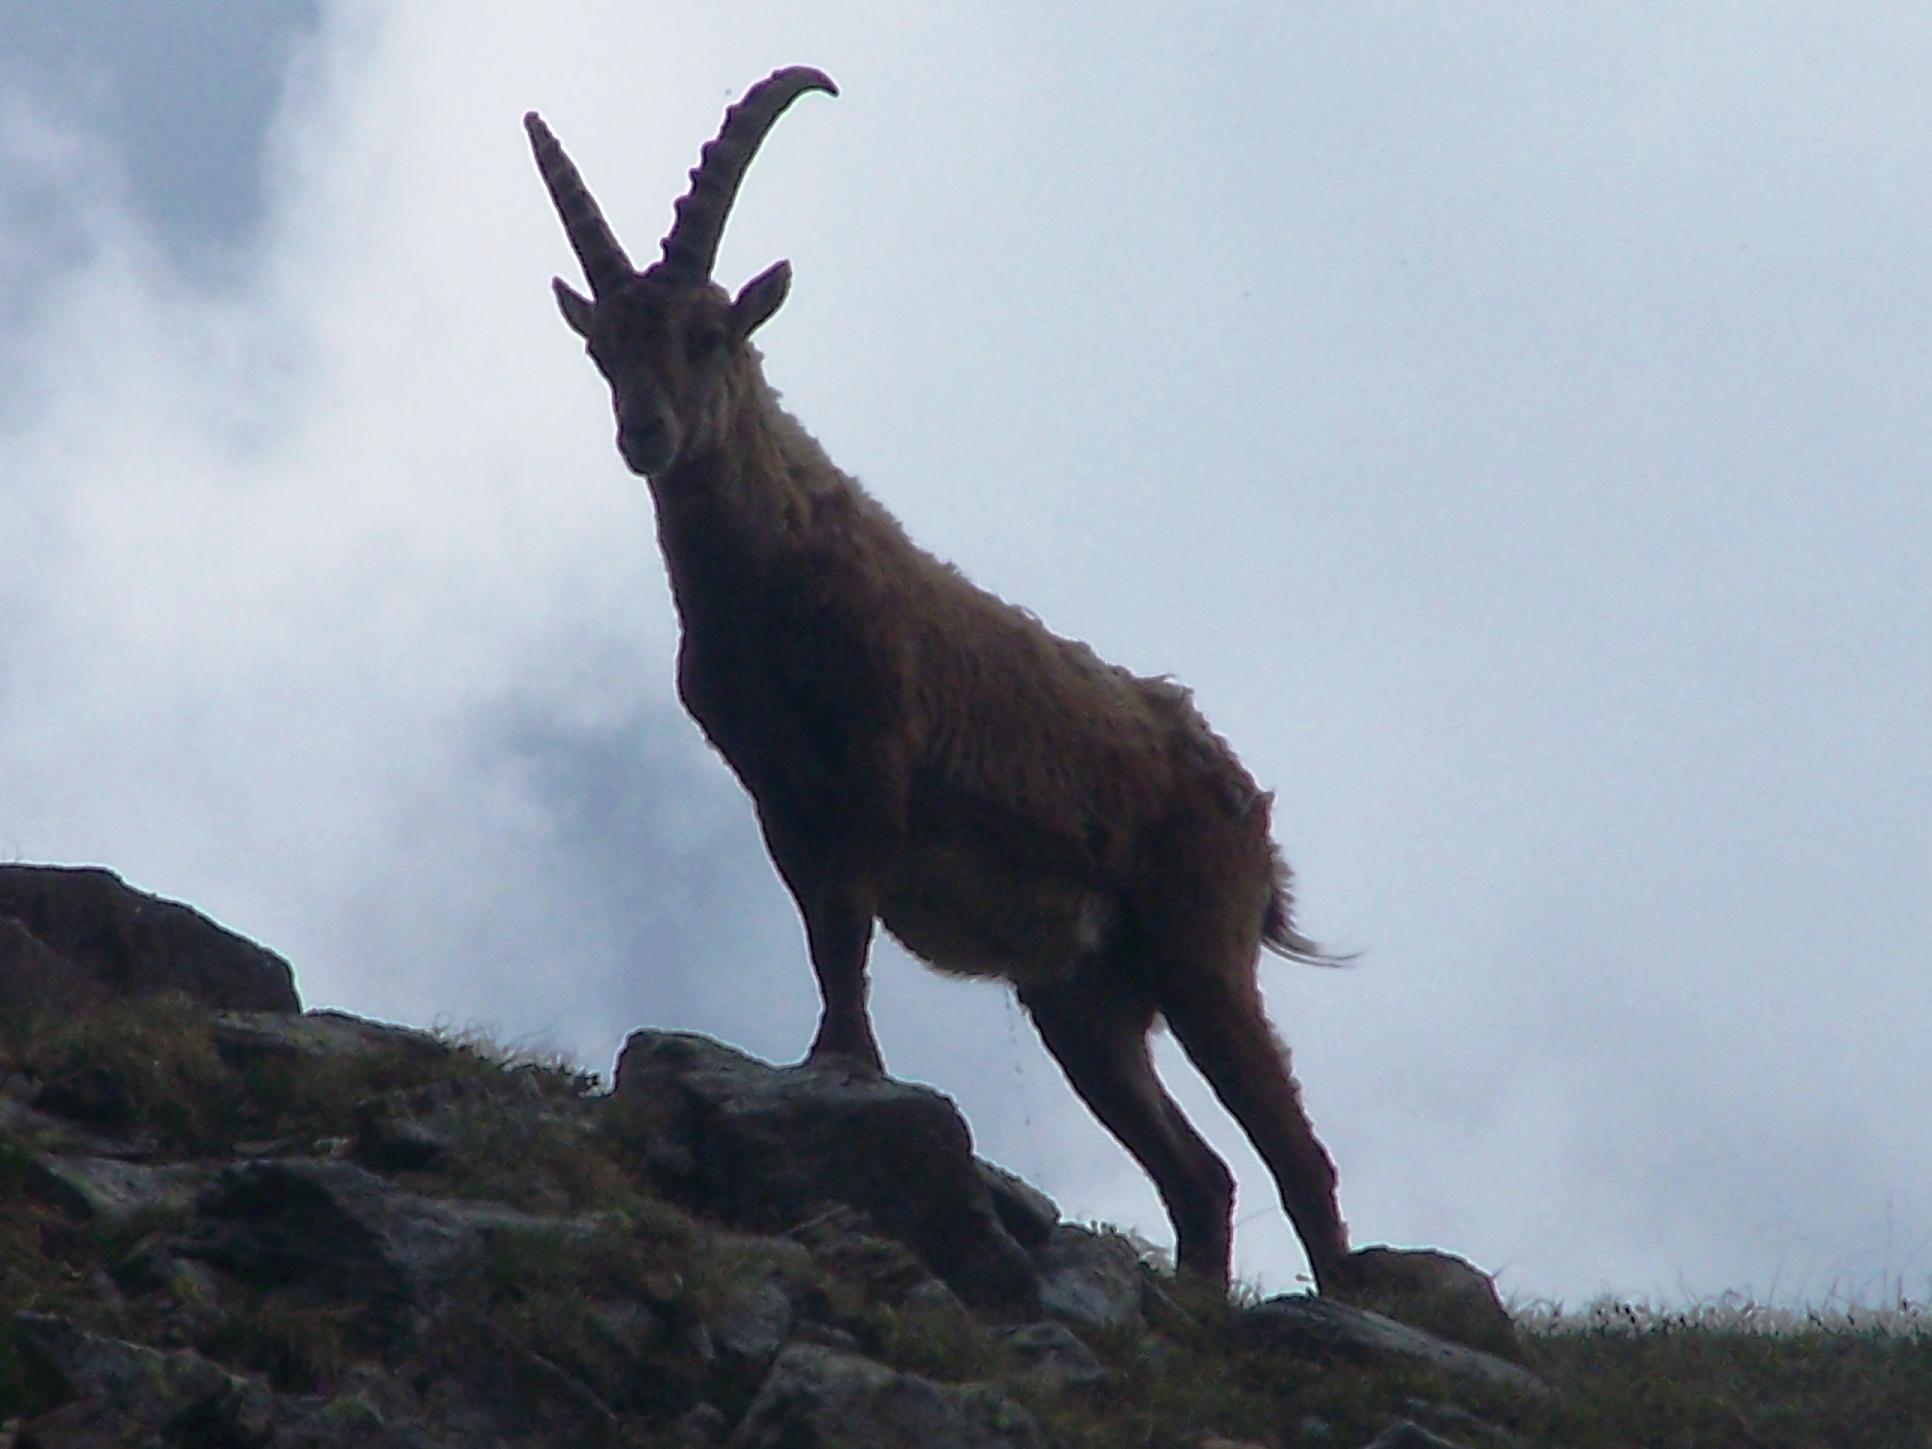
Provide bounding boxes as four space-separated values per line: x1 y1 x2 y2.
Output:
1 865 1547 1448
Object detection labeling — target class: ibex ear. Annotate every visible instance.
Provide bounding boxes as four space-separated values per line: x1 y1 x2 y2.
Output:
553 277 595 338
730 260 792 342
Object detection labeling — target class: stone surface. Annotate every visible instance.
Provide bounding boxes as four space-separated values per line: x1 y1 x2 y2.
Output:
11 1311 253 1432
1361 1420 1474 1449
787 1202 968 1316
1035 1223 1148 1329
419 1319 621 1449
613 1030 1040 1313
1401 1396 1519 1444
708 1268 797 1378
997 1320 1109 1388
257 1363 448 1448
0 1095 145 1160
25 1154 207 1226
727 1343 1047 1449
351 1061 585 1177
0 864 299 1014
188 1157 475 1301
1241 1293 1549 1399
210 1008 450 1067
183 1158 607 1352
1329 1245 1520 1359
976 1159 1060 1248
0 915 89 1020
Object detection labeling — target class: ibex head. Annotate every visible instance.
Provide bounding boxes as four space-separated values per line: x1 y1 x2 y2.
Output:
526 66 838 476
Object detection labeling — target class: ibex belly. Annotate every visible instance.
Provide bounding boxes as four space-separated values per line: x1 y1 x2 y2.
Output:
879 841 1112 988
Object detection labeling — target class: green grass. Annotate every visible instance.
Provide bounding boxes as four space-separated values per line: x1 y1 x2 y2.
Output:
4 993 242 1151
1516 1298 1932 1448
1010 1279 1530 1449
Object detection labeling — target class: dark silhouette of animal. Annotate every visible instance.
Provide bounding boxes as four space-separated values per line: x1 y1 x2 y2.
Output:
525 66 1352 1289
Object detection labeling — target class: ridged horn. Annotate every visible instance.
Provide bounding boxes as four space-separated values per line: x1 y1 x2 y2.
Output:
658 65 838 279
525 111 634 298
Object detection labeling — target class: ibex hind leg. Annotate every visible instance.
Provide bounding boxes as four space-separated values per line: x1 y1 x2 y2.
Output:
1018 977 1237 1285
1160 972 1350 1291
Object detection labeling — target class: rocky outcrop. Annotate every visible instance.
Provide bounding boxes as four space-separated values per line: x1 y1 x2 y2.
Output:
0 864 298 1015
12 1313 275 1448
611 1030 1042 1315
1240 1293 1547 1399
0 867 1544 1448
730 1342 1048 1448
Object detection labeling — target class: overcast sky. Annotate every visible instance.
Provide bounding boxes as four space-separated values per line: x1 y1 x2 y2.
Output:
3 4 1928 1311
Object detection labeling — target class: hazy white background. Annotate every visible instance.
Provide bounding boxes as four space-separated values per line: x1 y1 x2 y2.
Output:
3 3 1927 1308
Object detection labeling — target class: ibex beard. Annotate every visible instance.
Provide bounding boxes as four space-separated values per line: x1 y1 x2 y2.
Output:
527 67 1352 1291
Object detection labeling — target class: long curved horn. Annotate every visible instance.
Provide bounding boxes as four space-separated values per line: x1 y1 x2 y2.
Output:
525 111 634 298
658 65 838 279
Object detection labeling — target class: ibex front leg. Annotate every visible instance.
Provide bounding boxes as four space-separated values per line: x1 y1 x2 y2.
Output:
760 811 886 1073
799 884 884 1072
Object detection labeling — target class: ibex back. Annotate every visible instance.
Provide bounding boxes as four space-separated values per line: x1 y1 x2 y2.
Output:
526 67 1352 1290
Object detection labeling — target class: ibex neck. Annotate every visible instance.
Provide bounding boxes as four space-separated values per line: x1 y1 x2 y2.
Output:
649 385 843 613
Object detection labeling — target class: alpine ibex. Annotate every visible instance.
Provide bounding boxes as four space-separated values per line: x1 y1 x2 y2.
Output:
525 67 1352 1289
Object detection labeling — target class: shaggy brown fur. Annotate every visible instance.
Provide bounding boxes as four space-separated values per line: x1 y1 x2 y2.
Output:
527 67 1350 1289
